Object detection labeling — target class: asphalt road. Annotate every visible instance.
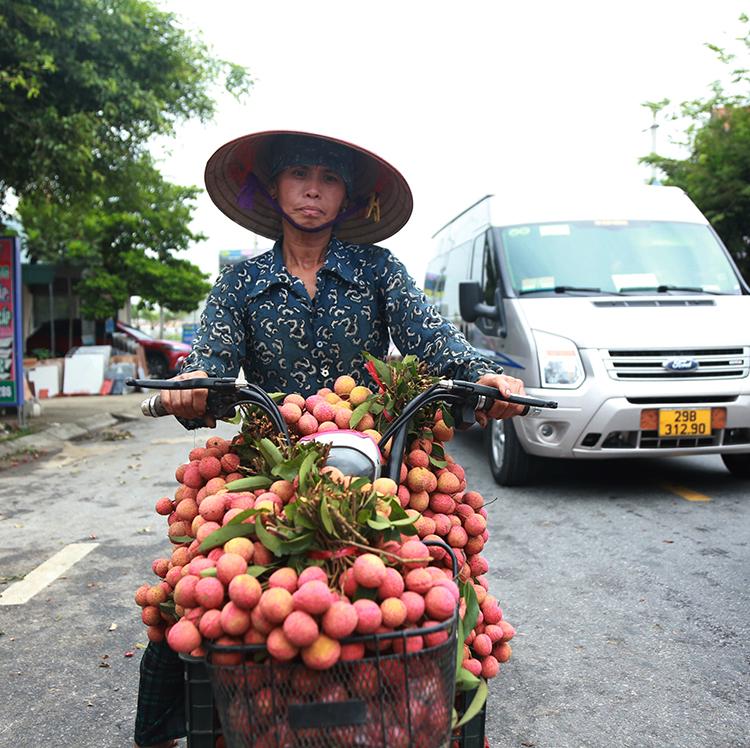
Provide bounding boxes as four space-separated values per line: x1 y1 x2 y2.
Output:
0 417 748 748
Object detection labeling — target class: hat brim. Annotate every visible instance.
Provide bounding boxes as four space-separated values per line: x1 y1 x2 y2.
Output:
204 130 413 245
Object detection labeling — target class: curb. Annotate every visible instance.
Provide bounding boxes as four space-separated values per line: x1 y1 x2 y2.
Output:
0 413 121 463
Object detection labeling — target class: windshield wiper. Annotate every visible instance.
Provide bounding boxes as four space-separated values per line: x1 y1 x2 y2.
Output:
519 285 620 296
620 285 728 295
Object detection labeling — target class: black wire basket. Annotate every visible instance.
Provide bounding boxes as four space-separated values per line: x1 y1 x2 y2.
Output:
205 614 458 748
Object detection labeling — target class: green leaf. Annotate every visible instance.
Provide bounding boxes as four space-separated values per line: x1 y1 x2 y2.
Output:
224 475 272 491
367 517 391 530
320 497 334 534
169 535 193 544
356 508 372 525
456 618 465 674
268 392 286 402
199 566 217 577
454 679 488 727
246 565 271 577
279 532 314 554
387 498 409 521
227 508 266 525
349 401 371 429
461 580 480 636
455 667 481 692
159 599 177 617
198 522 256 553
257 438 283 467
255 516 282 556
298 450 319 493
381 526 403 542
391 515 419 527
429 456 448 468
372 357 392 387
272 456 305 482
295 513 316 531
349 477 371 492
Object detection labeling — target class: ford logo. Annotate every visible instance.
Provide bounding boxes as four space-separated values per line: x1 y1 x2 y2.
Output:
663 358 699 371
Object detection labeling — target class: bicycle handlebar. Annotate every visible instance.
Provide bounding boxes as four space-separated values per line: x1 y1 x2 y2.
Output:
126 376 558 483
127 377 558 425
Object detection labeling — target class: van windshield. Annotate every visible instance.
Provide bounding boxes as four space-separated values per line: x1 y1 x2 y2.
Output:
495 221 743 296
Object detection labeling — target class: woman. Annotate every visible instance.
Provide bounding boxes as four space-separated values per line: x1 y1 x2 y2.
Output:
136 131 526 748
162 130 526 423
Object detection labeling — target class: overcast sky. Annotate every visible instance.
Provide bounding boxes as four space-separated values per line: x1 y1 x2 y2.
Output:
154 0 749 284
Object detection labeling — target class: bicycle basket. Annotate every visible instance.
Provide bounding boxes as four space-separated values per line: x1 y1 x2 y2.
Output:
205 615 458 748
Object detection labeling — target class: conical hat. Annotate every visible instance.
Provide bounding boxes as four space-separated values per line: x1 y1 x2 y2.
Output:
204 130 413 245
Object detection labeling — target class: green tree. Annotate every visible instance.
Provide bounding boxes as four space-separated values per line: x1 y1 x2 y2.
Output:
642 15 750 280
0 0 250 210
19 154 211 318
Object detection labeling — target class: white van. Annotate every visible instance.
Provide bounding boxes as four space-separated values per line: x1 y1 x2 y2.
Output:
426 185 750 485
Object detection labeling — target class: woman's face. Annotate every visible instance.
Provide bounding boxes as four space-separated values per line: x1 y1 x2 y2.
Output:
274 164 347 230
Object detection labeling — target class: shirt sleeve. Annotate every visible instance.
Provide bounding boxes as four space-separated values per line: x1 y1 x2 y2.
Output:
379 250 503 381
180 265 247 378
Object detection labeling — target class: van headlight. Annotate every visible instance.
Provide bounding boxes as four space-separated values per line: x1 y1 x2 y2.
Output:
533 331 585 388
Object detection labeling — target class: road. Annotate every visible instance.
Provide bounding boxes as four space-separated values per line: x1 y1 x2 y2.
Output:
0 417 748 748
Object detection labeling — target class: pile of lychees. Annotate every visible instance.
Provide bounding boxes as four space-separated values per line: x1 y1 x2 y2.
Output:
135 362 515 744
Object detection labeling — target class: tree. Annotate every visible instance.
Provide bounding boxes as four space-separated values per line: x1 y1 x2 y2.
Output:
18 154 211 318
135 256 212 337
641 15 750 280
0 0 250 211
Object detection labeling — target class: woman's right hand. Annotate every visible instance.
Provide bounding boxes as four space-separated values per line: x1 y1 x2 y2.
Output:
160 370 215 427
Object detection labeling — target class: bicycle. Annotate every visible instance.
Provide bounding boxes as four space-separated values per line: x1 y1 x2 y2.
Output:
130 374 557 747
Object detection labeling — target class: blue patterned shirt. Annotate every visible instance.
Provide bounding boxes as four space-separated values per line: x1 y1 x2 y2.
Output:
182 237 501 396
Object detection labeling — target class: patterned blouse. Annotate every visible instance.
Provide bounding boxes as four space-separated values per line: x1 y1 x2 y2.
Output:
181 237 502 397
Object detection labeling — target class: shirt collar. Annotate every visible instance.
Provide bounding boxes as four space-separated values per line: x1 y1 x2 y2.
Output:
247 237 366 299
246 242 291 299
322 237 367 288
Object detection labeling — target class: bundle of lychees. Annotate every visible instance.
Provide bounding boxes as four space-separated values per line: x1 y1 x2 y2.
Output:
135 356 515 743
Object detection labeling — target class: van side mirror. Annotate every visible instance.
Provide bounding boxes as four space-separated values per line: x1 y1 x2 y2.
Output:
459 281 500 322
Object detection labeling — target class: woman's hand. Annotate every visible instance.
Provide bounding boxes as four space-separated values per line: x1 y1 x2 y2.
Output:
160 370 215 428
475 372 527 427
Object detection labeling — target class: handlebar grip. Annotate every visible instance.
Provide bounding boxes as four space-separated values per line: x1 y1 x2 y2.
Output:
141 394 170 418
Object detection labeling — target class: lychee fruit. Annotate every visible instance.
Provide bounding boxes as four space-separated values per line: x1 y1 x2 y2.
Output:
352 553 387 589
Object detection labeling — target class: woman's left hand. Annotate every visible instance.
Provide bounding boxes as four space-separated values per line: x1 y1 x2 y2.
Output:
475 373 528 427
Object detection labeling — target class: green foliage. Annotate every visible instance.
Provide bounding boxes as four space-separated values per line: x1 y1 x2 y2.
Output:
362 352 440 434
1 0 248 317
641 15 750 280
18 154 211 316
0 0 251 206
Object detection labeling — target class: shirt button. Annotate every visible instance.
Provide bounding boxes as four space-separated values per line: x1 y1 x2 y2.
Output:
316 341 324 348
321 366 330 377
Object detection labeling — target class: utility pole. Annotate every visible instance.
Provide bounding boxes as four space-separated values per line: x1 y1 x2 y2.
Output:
649 118 660 185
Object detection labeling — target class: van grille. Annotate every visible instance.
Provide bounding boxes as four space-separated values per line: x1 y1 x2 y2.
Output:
602 347 750 380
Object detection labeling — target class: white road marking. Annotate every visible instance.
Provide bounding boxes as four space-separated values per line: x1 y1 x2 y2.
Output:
0 542 99 605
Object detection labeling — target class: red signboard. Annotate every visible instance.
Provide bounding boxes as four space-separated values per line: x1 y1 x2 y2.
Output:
0 236 23 406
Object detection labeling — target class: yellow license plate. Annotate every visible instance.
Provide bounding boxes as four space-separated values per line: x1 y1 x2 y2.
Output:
658 408 711 437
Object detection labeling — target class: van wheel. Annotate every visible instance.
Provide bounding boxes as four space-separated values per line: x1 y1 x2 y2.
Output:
721 453 750 478
486 418 535 486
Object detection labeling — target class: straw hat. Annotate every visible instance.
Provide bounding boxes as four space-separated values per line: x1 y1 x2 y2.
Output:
204 130 413 245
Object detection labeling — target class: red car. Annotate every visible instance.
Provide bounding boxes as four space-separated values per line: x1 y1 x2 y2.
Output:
25 319 191 378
